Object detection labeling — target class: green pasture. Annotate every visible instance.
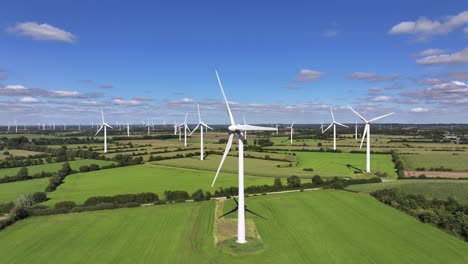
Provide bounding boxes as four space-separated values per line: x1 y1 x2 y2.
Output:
1 191 467 263
400 152 468 171
346 179 468 204
46 164 275 205
0 159 115 178
0 178 49 203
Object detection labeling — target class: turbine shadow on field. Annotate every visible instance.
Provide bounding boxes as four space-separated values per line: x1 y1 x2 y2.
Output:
330 162 364 173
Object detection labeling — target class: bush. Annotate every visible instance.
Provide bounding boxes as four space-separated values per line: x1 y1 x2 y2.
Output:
89 164 100 171
11 206 29 220
54 201 77 210
287 175 301 188
16 194 34 208
79 165 90 172
164 190 190 201
312 175 324 185
0 202 14 214
32 192 47 203
192 189 205 201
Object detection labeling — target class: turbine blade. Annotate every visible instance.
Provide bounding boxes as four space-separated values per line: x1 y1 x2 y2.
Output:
236 124 277 131
323 123 333 133
184 112 188 124
204 124 214 130
215 70 236 125
335 122 348 128
189 124 200 136
330 107 335 122
197 104 201 123
347 106 368 122
211 133 234 187
95 125 103 136
245 208 267 220
101 108 105 123
360 124 369 149
218 207 238 218
369 112 394 123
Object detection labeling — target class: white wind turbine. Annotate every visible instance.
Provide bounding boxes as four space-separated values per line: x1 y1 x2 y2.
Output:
287 123 295 144
211 70 275 244
189 104 213 160
178 113 191 147
126 122 130 137
355 122 358 140
144 120 151 135
348 106 394 173
322 107 348 151
95 109 113 153
173 122 178 135
320 123 324 133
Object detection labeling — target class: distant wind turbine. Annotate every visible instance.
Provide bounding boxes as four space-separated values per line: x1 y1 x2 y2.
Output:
178 113 191 147
287 123 295 145
322 107 348 151
189 104 213 160
95 109 113 153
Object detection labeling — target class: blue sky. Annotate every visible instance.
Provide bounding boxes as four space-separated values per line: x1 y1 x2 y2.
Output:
0 0 467 125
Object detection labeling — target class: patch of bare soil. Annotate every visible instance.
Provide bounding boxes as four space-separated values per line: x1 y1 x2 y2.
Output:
404 170 468 178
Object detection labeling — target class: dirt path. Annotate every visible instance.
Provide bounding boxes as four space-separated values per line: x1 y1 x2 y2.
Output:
404 170 468 178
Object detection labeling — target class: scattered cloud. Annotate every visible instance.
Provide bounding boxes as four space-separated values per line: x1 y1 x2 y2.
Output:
7 22 76 43
112 98 145 106
99 84 113 89
132 96 154 101
414 48 447 57
323 30 338 38
447 71 468 80
416 47 468 65
369 87 381 92
349 72 399 82
389 10 468 40
79 80 94 84
384 83 405 90
416 78 445 85
370 95 393 102
0 84 103 98
410 107 429 113
282 85 302 90
465 27 468 36
294 69 324 82
401 80 468 105
18 96 40 103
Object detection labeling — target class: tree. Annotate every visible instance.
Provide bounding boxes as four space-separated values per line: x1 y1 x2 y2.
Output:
16 194 34 208
312 175 324 185
273 177 283 190
287 175 301 188
11 206 29 220
16 167 29 179
192 189 205 201
32 192 47 203
58 162 72 177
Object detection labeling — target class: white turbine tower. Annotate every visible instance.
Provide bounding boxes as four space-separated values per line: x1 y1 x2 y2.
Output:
178 113 191 147
144 120 151 135
355 122 358 140
348 106 394 173
127 122 130 137
211 70 275 244
287 123 295 145
320 123 324 133
95 109 113 153
173 122 178 135
189 104 213 160
322 107 348 151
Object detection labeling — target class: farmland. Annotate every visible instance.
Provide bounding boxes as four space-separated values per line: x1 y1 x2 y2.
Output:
1 191 467 263
0 159 115 178
0 178 49 203
346 179 468 204
46 164 275 205
400 152 468 171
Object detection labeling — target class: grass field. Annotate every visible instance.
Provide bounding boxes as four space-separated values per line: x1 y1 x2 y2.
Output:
0 178 49 202
1 191 467 263
46 164 275 205
346 179 468 204
0 149 44 159
294 152 398 178
400 152 468 171
0 159 115 178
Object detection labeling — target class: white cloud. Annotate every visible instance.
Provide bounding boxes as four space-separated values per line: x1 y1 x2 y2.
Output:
18 96 40 103
448 71 468 80
389 10 468 40
371 95 393 102
416 47 468 65
50 90 82 97
4 85 27 90
294 69 324 82
410 107 429 113
7 22 76 43
112 98 144 106
181 98 195 103
99 84 113 89
350 72 399 82
414 48 447 57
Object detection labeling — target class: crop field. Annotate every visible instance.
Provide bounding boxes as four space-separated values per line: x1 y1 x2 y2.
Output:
0 178 49 202
346 179 468 204
0 149 44 159
46 164 275 205
1 191 467 263
400 152 468 171
0 159 115 178
294 152 398 178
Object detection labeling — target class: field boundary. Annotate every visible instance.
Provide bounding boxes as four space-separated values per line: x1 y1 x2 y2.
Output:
404 170 468 179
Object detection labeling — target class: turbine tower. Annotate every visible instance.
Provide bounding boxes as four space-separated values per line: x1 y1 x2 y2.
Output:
144 120 151 135
211 70 276 244
95 109 113 153
126 122 130 137
189 104 213 160
322 107 348 151
178 113 191 147
287 123 295 145
355 122 358 140
348 106 394 173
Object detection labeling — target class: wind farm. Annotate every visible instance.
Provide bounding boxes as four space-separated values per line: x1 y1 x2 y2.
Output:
1 1 468 263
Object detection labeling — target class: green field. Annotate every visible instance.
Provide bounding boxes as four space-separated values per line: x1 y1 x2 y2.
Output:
0 149 44 159
1 191 468 263
0 159 115 178
400 152 468 171
46 164 275 205
0 178 49 202
346 179 468 204
294 152 398 178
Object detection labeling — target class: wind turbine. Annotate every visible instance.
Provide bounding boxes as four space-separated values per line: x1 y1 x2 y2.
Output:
211 70 275 244
355 122 358 140
95 109 113 153
126 122 130 137
189 104 213 160
287 123 295 145
320 123 324 133
275 124 279 135
173 122 178 135
14 120 18 133
7 122 10 132
144 120 151 135
322 107 348 151
348 106 394 173
178 113 191 147
243 115 247 139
